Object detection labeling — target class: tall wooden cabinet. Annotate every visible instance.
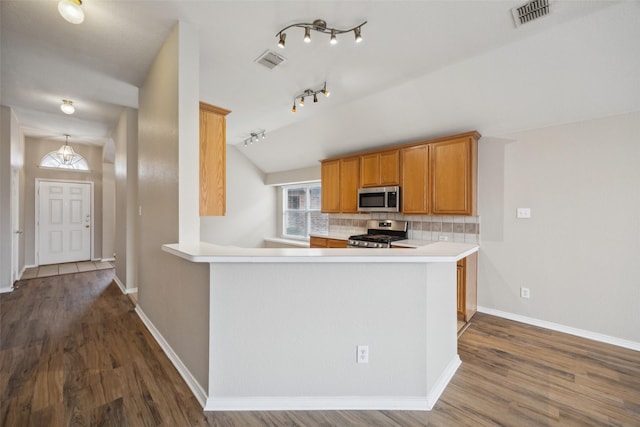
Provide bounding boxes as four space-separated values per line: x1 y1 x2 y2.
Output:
400 132 479 216
321 160 341 213
199 102 231 216
400 145 430 214
321 157 359 213
340 157 360 213
430 136 477 216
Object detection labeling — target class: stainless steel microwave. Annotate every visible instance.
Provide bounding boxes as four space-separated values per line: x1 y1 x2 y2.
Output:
357 186 401 213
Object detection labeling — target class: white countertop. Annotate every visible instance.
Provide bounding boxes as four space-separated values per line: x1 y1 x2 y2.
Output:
162 241 478 264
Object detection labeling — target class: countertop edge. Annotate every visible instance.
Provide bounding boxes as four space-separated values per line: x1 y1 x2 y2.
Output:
162 242 479 264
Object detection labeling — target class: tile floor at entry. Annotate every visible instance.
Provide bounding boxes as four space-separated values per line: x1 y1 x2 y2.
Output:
21 261 114 279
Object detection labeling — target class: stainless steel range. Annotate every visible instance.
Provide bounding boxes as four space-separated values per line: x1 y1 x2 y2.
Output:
347 220 408 248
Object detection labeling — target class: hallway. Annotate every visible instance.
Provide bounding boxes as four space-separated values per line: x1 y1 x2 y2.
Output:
20 261 114 279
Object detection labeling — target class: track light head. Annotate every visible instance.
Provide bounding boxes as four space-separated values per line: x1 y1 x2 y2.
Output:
58 0 84 24
329 29 338 45
291 103 297 113
299 97 305 106
313 94 318 103
303 27 311 43
354 26 363 43
278 32 286 48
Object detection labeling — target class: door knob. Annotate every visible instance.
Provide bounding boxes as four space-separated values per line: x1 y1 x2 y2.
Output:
85 225 90 228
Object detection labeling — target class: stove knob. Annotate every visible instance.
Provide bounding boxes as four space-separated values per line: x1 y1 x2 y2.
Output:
362 242 368 247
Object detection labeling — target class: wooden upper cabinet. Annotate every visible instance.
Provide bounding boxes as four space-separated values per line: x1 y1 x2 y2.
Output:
199 102 231 216
340 157 360 213
401 145 429 214
430 136 478 216
321 159 341 213
360 150 399 187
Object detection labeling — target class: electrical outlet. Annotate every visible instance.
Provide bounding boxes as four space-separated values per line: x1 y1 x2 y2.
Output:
516 208 531 219
357 345 369 363
520 287 530 299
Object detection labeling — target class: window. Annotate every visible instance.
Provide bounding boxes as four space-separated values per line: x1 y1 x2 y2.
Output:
282 182 328 239
40 152 90 171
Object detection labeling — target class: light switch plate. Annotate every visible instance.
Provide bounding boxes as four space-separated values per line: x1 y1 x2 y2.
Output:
516 208 531 219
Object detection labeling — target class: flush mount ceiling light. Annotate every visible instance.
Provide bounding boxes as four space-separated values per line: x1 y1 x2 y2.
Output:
276 19 366 48
243 130 266 147
291 82 329 113
60 99 75 114
57 134 78 164
58 0 85 24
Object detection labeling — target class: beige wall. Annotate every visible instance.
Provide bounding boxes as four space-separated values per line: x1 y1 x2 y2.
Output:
102 162 115 261
114 108 138 290
200 145 276 248
478 111 640 342
1 106 25 289
137 21 210 391
23 137 104 265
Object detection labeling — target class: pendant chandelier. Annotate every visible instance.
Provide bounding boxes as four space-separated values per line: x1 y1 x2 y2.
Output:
57 134 77 165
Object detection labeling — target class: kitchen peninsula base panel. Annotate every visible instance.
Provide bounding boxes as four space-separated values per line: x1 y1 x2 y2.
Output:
206 261 458 411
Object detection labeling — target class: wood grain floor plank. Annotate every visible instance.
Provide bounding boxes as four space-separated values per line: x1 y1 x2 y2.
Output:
2 271 640 426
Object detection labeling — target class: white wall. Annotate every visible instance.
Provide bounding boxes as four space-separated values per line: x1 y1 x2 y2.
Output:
137 21 210 391
200 145 276 248
478 111 640 343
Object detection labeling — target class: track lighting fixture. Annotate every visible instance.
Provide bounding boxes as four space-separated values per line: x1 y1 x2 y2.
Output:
243 130 267 147
291 82 330 113
276 19 367 48
354 26 363 43
58 0 84 24
60 99 75 114
277 32 286 48
57 134 77 164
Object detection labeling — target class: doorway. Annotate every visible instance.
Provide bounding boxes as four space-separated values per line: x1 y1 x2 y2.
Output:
37 180 93 265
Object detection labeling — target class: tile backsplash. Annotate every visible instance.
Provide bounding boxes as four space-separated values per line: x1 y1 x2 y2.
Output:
328 213 480 243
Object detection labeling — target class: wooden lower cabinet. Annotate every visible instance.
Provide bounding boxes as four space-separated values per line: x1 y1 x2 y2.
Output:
457 252 478 322
309 236 347 248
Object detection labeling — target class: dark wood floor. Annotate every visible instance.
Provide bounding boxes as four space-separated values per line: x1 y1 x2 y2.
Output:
2 269 639 426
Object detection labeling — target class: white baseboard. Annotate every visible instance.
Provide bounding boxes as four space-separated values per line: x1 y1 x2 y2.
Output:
426 355 461 410
112 275 137 295
102 257 115 262
134 306 209 408
204 355 461 411
204 396 434 412
0 286 13 294
477 306 640 352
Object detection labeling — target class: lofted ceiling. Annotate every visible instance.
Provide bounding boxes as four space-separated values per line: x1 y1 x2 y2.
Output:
1 1 638 173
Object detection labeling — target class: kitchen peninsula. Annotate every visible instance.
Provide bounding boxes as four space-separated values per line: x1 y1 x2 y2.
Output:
159 241 478 411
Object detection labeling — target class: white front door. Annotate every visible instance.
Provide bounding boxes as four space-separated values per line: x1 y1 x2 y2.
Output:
38 181 92 265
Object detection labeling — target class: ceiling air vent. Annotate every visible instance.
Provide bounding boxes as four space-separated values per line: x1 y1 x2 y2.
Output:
254 50 286 70
511 0 551 27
